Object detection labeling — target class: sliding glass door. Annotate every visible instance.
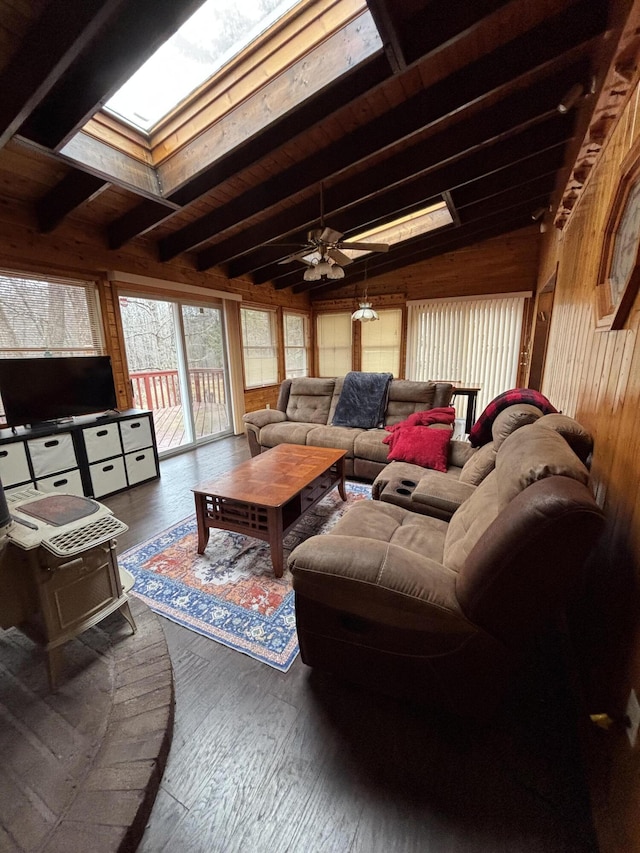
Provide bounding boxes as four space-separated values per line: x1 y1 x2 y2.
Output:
119 294 232 454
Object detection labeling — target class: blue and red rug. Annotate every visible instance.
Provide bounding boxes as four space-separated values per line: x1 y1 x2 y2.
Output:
119 482 371 672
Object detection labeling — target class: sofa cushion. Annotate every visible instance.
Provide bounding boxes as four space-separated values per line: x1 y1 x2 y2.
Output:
385 381 437 426
329 500 448 564
491 404 544 449
443 472 501 573
285 377 335 423
260 421 320 448
495 423 590 509
354 429 391 464
305 425 364 456
535 413 593 463
387 425 451 471
458 441 497 485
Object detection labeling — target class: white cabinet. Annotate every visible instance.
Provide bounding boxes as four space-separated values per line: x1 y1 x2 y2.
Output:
0 409 159 500
82 412 158 498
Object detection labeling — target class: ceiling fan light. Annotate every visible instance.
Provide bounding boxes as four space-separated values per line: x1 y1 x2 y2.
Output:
351 301 379 322
327 264 345 279
303 266 321 281
316 261 331 276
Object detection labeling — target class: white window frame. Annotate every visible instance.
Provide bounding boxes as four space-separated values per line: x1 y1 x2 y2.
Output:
283 310 311 378
240 305 279 389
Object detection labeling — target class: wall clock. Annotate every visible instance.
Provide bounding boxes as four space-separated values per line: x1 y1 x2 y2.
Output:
597 138 640 330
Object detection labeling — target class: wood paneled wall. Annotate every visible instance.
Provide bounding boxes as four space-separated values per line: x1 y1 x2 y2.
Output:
537 83 640 853
317 225 541 302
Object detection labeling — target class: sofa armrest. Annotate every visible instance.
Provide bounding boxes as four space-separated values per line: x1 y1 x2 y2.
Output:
412 473 476 517
242 409 287 428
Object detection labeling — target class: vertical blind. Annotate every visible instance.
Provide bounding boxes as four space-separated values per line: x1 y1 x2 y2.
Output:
406 294 527 418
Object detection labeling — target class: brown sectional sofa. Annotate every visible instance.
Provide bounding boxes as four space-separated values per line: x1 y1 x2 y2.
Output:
288 415 604 718
371 403 588 520
242 376 455 480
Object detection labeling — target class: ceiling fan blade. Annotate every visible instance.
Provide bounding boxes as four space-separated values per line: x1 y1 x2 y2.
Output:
308 229 324 243
338 241 390 253
277 248 315 264
327 248 353 266
320 227 343 244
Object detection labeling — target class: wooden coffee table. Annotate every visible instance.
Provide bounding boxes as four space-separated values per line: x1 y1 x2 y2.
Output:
192 444 347 577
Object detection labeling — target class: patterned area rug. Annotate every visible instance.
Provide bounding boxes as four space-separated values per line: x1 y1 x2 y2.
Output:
119 482 371 671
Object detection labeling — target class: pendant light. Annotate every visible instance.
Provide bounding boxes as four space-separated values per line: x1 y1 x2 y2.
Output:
351 261 378 322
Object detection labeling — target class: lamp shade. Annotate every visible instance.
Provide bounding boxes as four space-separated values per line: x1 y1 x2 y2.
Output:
351 301 379 322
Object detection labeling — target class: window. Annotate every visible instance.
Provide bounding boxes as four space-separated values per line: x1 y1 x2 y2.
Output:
316 312 352 376
283 311 310 378
406 294 527 423
0 270 105 421
240 306 278 388
0 272 104 359
360 309 402 376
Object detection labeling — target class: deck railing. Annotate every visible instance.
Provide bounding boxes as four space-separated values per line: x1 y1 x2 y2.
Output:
130 368 226 410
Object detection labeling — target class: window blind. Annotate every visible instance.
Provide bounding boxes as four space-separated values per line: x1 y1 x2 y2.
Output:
361 308 402 376
407 294 526 420
240 306 278 388
316 312 352 376
283 311 310 378
0 271 104 357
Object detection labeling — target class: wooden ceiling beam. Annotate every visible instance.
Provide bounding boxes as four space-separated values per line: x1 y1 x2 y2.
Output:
238 123 571 284
365 0 408 73
159 13 383 198
107 201 180 250
207 67 580 273
132 0 523 225
18 0 205 151
36 170 109 233
105 53 390 247
165 2 604 264
0 0 128 151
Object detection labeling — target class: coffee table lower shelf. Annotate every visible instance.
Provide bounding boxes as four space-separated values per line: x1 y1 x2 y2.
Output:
193 446 346 577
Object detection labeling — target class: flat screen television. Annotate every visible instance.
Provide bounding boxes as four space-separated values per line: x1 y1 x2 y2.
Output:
0 355 118 427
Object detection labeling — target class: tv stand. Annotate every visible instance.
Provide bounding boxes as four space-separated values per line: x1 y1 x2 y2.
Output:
0 409 160 500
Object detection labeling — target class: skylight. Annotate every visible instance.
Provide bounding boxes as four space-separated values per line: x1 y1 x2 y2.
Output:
341 200 455 259
105 0 302 132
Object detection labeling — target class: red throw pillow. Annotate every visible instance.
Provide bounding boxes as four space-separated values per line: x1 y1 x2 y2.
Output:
386 426 451 471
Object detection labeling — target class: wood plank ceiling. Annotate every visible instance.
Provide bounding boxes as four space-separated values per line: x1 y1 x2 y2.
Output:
0 0 627 297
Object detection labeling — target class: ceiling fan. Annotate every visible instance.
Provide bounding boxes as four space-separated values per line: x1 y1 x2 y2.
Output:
274 185 390 280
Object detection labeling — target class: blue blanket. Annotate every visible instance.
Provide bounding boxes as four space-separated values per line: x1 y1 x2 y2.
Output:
332 371 393 429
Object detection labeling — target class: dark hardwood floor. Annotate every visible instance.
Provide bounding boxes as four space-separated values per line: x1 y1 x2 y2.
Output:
104 435 598 853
